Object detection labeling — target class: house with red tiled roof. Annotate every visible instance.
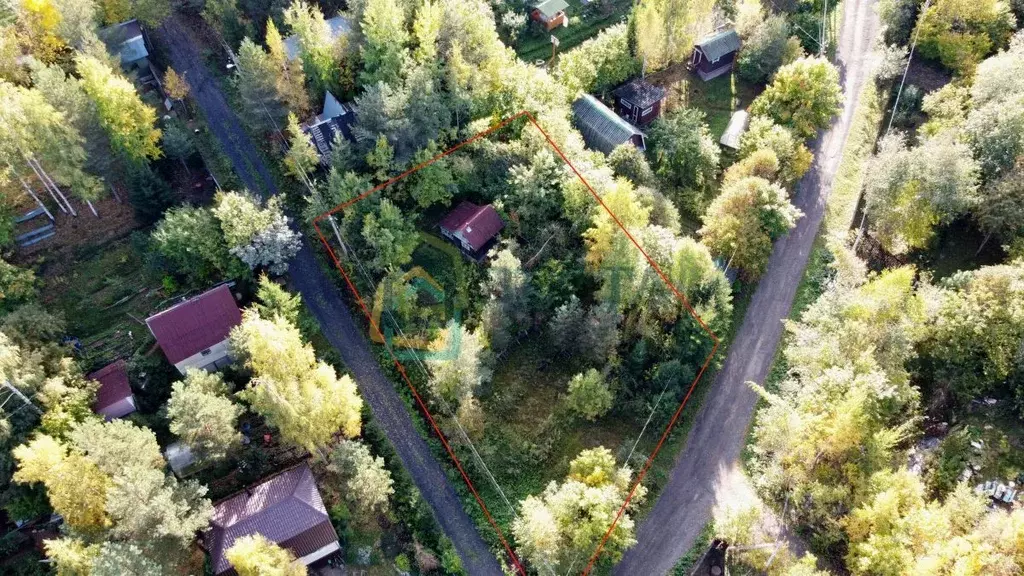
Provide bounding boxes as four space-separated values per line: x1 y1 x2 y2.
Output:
88 360 136 420
146 284 242 375
204 464 340 575
438 201 505 261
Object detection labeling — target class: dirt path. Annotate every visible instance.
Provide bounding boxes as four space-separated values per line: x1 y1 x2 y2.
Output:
613 1 880 574
153 16 503 575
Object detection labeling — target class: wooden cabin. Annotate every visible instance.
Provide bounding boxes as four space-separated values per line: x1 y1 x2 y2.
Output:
530 0 568 31
690 29 742 81
612 78 668 127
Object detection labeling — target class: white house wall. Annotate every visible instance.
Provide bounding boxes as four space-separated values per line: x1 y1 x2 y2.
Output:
172 339 232 375
98 396 137 420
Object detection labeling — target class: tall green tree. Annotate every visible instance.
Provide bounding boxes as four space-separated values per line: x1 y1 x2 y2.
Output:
863 133 980 254
231 311 363 455
359 0 410 87
167 370 243 462
647 107 720 214
922 261 1024 407
631 0 716 70
749 57 843 139
326 439 395 518
512 447 645 571
360 198 418 273
564 369 613 421
915 0 1016 74
236 37 288 134
698 176 802 279
76 55 161 163
0 79 101 201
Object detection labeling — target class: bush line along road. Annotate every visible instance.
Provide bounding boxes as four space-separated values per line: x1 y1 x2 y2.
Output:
153 15 503 576
614 0 880 573
157 1 877 573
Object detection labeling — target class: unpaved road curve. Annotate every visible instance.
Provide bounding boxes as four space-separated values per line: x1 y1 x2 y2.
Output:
153 15 503 575
614 1 880 573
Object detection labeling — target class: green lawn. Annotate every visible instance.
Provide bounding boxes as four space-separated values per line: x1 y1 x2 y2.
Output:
646 66 761 140
515 0 632 62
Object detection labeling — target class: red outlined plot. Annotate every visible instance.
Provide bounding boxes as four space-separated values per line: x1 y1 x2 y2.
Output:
312 111 720 576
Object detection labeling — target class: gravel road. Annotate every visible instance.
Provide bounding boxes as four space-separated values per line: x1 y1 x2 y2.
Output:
613 1 880 573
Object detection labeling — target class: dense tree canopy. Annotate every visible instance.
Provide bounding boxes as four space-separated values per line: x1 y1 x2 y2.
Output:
699 176 802 279
231 310 363 454
750 57 843 139
915 0 1016 74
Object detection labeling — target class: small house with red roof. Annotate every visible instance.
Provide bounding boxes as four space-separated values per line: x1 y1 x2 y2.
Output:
146 284 242 375
204 464 340 575
88 360 136 420
438 201 505 261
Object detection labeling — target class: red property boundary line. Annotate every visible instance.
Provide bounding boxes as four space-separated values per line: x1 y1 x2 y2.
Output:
312 111 721 575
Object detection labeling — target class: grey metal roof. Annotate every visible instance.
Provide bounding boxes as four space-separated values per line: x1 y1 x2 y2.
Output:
613 78 667 109
99 19 148 64
533 0 569 18
695 29 741 62
572 95 644 155
284 15 351 60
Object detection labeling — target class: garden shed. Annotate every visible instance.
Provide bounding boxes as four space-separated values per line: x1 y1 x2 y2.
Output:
691 28 742 81
720 109 749 150
88 360 137 420
612 78 667 127
572 94 646 155
530 0 569 30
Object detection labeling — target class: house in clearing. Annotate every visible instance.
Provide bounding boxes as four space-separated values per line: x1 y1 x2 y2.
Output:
439 201 505 260
572 94 646 155
302 91 357 162
690 28 742 81
283 15 351 61
204 464 340 575
530 0 569 30
88 360 137 420
612 77 668 127
146 284 242 375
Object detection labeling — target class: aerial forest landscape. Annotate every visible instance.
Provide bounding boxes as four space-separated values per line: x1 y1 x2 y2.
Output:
0 0 1023 575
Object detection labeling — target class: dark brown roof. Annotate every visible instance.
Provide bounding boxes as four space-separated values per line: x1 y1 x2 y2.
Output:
205 464 337 575
146 285 242 365
438 202 505 252
88 360 132 412
613 78 667 110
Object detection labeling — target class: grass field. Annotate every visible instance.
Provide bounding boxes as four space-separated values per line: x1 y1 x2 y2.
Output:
645 66 761 140
516 0 632 62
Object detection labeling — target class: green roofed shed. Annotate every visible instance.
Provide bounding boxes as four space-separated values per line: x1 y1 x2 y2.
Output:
533 0 569 18
572 95 646 155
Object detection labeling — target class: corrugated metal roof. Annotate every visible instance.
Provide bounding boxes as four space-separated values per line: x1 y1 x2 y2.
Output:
572 95 644 155
205 464 337 575
146 284 241 365
613 78 667 109
696 29 741 62
88 360 133 413
439 202 505 252
284 15 351 60
533 0 569 18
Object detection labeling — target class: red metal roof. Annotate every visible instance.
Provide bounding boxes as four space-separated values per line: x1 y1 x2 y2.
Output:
438 202 505 252
205 464 338 574
146 285 242 365
88 360 132 412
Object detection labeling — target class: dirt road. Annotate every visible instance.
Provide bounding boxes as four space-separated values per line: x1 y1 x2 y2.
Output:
613 1 880 573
